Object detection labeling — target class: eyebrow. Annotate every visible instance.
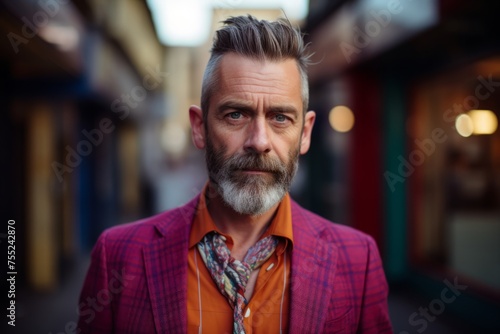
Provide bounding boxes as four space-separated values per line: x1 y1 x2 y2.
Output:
217 101 254 114
217 101 299 120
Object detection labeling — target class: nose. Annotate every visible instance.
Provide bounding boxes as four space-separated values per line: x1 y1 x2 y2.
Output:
244 116 271 154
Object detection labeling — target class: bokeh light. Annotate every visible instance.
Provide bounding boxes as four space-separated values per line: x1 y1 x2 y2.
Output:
329 105 355 133
468 109 498 135
455 114 474 137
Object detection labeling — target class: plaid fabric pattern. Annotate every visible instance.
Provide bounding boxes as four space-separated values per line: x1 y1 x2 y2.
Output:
78 194 393 333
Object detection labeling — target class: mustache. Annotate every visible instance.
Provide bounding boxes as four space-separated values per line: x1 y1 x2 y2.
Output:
227 153 285 173
205 138 298 187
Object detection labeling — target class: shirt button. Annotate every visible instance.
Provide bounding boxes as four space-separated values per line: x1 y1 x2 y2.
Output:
245 308 251 318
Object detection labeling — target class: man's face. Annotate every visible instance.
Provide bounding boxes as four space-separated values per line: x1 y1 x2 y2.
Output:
190 53 315 215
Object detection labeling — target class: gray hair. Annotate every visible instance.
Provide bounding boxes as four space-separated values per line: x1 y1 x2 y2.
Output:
201 15 312 121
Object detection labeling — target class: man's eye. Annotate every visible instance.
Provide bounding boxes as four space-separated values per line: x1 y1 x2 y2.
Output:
228 112 242 119
275 114 287 122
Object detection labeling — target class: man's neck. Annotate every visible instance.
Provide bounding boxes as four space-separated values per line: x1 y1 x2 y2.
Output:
205 184 280 260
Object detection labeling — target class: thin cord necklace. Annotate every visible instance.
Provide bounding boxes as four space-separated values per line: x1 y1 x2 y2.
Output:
194 248 287 333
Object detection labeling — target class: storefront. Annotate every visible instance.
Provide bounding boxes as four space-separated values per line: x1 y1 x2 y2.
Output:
304 0 500 330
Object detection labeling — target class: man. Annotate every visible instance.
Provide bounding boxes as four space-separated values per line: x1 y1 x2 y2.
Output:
78 15 392 333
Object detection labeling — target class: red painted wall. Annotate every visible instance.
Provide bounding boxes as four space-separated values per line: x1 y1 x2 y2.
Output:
347 70 384 252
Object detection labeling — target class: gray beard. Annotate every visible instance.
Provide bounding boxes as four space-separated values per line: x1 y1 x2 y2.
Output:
217 165 295 216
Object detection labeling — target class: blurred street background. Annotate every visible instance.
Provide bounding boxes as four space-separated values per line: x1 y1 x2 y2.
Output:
1 0 500 333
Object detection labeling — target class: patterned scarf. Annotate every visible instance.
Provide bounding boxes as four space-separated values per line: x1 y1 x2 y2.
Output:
197 232 278 334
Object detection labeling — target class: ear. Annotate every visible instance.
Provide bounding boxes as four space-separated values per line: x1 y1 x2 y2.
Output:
189 105 206 149
300 111 316 155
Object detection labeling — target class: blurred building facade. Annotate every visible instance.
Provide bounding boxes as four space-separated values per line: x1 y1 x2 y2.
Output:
303 0 500 331
1 0 166 291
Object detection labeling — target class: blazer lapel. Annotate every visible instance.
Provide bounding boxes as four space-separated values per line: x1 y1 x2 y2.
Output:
143 196 199 334
289 201 339 333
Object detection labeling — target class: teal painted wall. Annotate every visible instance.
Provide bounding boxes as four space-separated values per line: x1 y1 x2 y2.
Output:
382 77 409 281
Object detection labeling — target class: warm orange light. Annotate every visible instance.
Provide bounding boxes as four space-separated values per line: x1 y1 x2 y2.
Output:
467 109 498 135
329 106 355 133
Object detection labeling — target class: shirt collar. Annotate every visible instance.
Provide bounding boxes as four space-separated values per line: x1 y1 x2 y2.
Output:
189 183 294 249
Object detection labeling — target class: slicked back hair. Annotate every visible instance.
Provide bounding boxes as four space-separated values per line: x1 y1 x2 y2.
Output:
201 15 312 122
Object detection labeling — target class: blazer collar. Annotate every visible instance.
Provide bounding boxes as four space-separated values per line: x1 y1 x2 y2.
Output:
143 195 200 334
142 195 338 333
289 200 339 333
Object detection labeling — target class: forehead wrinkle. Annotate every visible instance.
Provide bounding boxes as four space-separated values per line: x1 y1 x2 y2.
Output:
218 57 301 90
218 76 301 102
217 91 296 110
222 76 294 93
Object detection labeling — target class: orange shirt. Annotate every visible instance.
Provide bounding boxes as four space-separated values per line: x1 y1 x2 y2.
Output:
187 186 293 334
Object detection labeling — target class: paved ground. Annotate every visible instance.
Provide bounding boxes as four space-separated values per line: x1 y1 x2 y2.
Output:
388 285 480 334
11 257 90 334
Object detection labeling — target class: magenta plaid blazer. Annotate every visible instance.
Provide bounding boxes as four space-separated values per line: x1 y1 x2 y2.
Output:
78 194 392 333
